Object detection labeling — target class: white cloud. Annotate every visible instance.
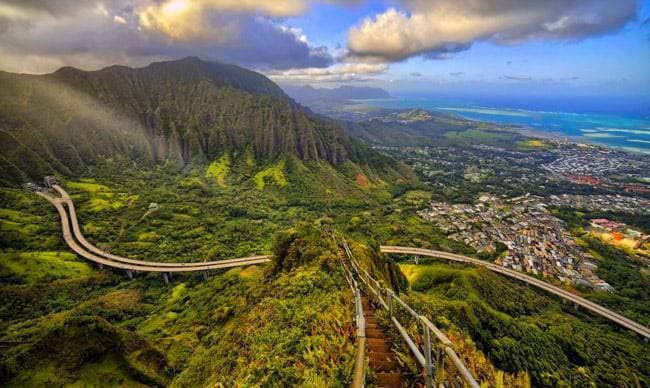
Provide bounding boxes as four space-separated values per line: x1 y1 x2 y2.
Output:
113 15 127 24
137 0 308 42
267 62 388 83
347 0 639 61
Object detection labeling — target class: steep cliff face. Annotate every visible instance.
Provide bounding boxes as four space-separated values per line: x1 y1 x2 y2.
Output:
0 57 352 185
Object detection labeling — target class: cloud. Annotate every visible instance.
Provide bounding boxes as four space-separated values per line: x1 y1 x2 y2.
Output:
410 71 421 77
501 75 533 81
113 15 127 24
137 0 308 41
347 0 639 61
0 0 343 73
267 62 388 83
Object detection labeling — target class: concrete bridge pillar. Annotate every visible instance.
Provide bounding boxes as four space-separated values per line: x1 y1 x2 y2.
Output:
162 273 170 285
127 270 133 279
98 263 103 270
203 271 209 281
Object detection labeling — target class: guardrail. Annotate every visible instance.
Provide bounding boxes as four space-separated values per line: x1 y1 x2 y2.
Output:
381 246 650 340
337 239 366 388
342 239 479 388
35 189 271 278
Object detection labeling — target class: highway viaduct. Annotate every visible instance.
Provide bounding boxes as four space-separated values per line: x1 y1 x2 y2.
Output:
381 246 650 340
36 187 270 283
33 183 649 339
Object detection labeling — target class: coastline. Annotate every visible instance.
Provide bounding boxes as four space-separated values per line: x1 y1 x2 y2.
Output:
365 98 650 155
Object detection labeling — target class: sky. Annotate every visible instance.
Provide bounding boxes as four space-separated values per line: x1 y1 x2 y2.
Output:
1 0 649 100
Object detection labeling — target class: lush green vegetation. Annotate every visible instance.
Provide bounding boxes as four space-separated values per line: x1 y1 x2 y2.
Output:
204 154 230 187
0 219 356 385
396 262 649 386
0 251 93 285
254 160 287 190
0 154 441 386
1 151 648 386
0 57 357 186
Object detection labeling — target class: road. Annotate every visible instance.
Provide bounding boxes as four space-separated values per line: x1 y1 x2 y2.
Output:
51 185 268 268
37 190 270 273
381 246 650 339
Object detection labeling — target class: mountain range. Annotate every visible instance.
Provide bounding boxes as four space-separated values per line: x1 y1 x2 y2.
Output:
0 57 365 185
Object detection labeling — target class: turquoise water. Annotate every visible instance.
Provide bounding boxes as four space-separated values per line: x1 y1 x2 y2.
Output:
370 99 650 154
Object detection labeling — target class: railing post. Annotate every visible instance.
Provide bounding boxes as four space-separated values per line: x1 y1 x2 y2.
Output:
422 318 434 388
387 290 393 317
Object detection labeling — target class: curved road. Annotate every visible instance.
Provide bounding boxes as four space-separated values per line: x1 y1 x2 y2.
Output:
37 190 270 273
381 246 650 339
51 185 268 268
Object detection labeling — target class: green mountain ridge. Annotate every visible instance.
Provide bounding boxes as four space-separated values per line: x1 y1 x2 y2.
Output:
0 57 363 186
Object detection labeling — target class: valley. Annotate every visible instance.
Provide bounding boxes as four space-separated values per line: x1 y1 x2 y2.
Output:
1 58 648 387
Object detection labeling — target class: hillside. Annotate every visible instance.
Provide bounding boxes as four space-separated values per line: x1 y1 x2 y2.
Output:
338 108 527 148
0 57 362 186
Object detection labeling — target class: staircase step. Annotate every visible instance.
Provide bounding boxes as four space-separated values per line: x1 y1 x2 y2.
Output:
369 344 392 353
357 294 404 384
367 338 391 347
375 372 404 387
366 328 386 338
369 351 394 359
370 357 400 372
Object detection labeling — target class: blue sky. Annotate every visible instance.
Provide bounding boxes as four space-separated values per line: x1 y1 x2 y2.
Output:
0 0 648 101
284 1 650 98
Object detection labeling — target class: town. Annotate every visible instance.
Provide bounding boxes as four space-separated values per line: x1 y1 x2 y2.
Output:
418 194 614 291
377 140 650 204
548 193 650 215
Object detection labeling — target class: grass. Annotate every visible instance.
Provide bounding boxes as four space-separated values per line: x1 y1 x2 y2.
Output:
0 208 41 223
445 129 508 141
519 139 547 148
70 355 149 388
67 180 137 212
254 160 287 190
395 262 649 386
86 197 123 212
137 231 160 242
205 154 231 187
67 181 111 193
0 251 93 284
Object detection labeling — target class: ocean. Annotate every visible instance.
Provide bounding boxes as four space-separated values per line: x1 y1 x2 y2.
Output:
368 98 650 154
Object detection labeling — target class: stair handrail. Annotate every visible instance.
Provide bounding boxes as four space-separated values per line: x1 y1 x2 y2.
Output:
342 238 479 388
333 234 366 388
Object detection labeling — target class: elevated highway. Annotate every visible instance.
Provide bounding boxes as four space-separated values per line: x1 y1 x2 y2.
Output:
36 190 270 274
51 185 268 268
381 246 650 339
